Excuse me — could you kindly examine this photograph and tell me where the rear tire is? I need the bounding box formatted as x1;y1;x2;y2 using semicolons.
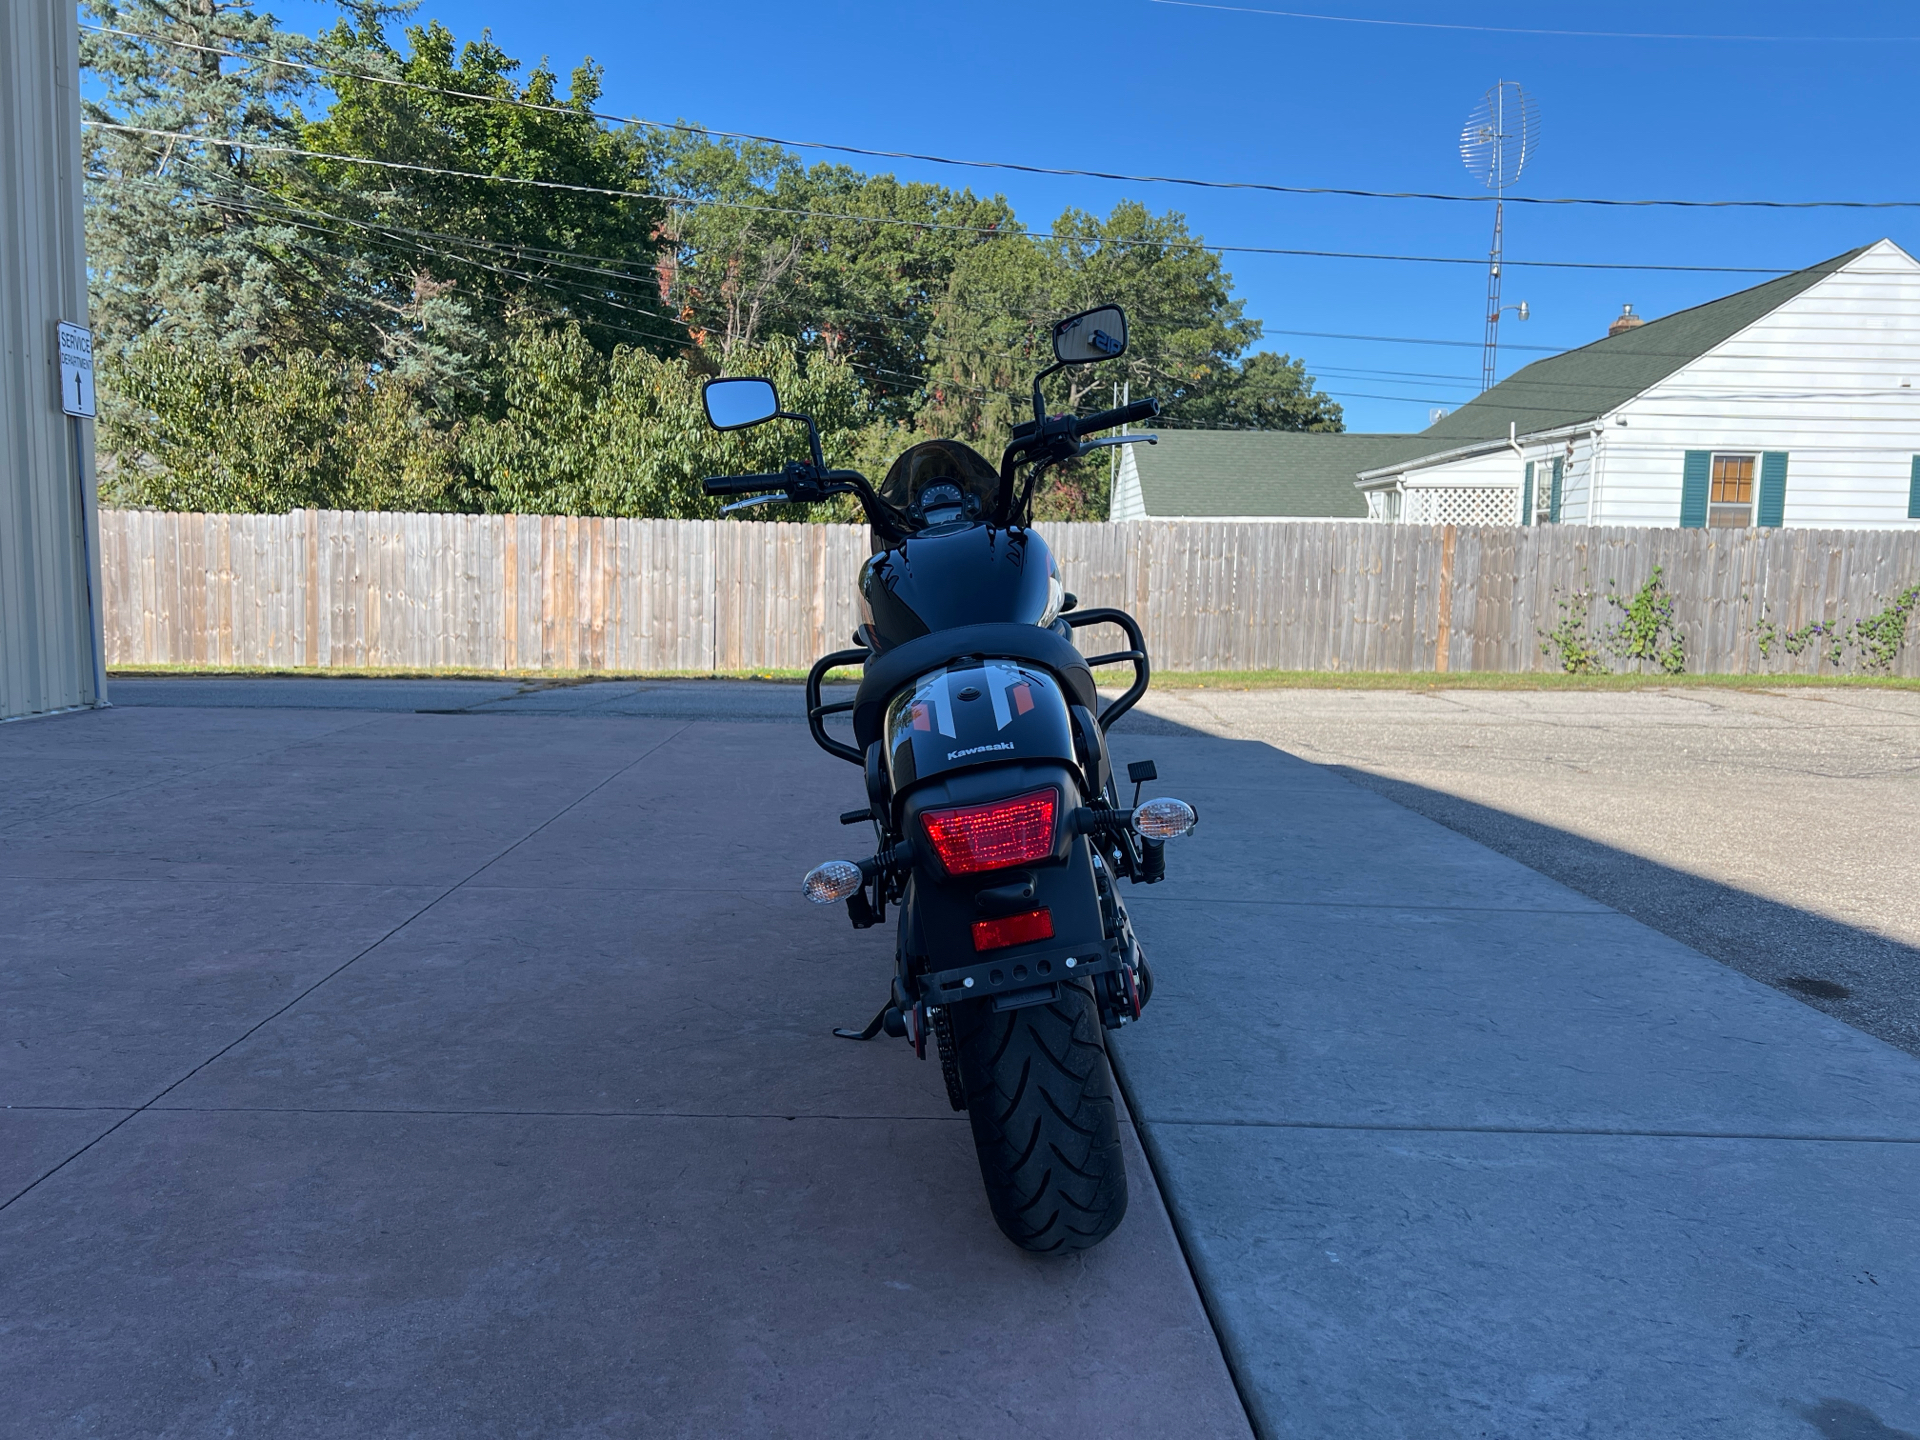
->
951;981;1128;1253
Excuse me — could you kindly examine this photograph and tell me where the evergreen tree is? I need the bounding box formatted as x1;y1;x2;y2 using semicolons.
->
80;0;335;359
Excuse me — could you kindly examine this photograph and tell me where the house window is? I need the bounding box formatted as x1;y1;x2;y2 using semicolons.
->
1710;454;1755;527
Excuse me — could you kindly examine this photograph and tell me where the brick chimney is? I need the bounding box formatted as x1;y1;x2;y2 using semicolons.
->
1609;303;1644;338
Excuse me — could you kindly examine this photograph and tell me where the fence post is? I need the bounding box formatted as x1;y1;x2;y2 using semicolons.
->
1433;524;1457;672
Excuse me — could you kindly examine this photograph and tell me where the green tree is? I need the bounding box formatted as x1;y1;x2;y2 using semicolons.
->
459;325;873;518
80;0;332;359
99;340;461;512
645;128;1013;419
1173;351;1343;431
82;6;1340;522
919;201;1274;446
304;17;670;391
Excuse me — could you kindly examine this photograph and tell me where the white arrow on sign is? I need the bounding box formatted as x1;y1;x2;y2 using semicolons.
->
58;322;95;419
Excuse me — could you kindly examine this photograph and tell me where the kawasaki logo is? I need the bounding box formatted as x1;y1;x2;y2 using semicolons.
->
947;741;1016;761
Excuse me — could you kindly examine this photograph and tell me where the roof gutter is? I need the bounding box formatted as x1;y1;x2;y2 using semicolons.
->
1353;413;1605;486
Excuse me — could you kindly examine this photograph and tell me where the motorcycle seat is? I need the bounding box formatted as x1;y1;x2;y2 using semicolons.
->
852;622;1099;750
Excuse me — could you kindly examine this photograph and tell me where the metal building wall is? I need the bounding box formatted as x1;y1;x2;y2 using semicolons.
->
1;0;105;720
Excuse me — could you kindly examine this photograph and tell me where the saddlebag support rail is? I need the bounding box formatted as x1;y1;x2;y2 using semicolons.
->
1062;607;1151;730
806;648;870;764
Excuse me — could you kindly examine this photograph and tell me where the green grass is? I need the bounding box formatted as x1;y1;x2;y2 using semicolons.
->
1106;669;1920;692
108;664;836;683
109;663;1920;691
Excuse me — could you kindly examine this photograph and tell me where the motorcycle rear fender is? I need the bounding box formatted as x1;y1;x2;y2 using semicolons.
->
896;760;1117;1004
882;658;1080;799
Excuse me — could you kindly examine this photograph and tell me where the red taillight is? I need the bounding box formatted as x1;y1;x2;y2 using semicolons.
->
920;789;1056;875
972;908;1054;952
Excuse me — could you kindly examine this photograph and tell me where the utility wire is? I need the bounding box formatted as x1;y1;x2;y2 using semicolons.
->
94;169;1890;390
145;180;981;386
79;24;1920;210
82;122;1808;277
1149;0;1920;43
101;173;993;401
1265;326;1556;352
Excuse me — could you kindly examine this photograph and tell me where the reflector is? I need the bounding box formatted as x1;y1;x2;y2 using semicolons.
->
1132;796;1197;840
920;790;1056;875
802;859;863;904
971;908;1054;952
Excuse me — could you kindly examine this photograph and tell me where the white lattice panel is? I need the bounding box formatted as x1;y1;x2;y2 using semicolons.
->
1410;487;1520;525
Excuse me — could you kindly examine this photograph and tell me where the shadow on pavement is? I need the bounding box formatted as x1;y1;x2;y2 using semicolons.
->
1323;763;1920;1060
1100;712;1920;1440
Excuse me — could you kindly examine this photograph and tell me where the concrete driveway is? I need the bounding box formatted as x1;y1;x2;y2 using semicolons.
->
2;681;1245;1439
6;678;1919;1439
1135;686;1920;1056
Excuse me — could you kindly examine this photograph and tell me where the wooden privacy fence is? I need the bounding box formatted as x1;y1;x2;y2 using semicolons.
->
97;510;1920;677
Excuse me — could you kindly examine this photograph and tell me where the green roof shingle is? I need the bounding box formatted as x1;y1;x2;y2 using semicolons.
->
1407;245;1868;452
1129;430;1433;517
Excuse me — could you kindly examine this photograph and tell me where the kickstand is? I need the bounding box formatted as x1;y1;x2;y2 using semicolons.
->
832;1003;889;1041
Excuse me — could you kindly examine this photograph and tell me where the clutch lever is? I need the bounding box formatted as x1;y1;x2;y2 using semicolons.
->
721;492;790;513
1079;433;1158;452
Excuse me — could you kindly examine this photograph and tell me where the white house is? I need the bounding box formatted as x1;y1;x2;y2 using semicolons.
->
1356;240;1920;529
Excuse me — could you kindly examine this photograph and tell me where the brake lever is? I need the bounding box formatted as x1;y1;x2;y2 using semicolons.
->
1080;433;1159;452
721;493;789;513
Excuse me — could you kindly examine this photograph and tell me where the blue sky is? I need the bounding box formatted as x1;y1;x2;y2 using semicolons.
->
270;0;1920;433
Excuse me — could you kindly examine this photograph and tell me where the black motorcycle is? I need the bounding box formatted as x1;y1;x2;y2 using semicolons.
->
700;305;1196;1253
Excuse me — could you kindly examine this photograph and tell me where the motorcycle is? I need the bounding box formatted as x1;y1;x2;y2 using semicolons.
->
699;305;1197;1253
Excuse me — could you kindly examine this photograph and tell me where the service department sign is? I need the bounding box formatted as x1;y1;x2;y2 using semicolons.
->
57;321;95;418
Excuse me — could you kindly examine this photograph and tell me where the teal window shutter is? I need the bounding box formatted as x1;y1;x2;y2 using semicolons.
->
1909;456;1919;519
1680;451;1711;528
1757;451;1788;527
1521;461;1534;525
1549;457;1564;523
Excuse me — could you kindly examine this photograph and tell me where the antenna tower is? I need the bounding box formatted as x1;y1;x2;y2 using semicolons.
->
1459;82;1539;392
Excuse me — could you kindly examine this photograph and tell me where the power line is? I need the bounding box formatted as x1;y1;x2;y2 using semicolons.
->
96;171;996;401
1265;326;1557;352
79;23;1920;210
1149;0;1920;43
96;169;1901;398
1311;364;1481;384
90;125;1806;277
86;145;1913;410
204;186;1784;366
158;184;981;388
90;122;1816;279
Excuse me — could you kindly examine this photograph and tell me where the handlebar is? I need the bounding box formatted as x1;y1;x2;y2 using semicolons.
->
703;473;787;496
1073;398;1160;438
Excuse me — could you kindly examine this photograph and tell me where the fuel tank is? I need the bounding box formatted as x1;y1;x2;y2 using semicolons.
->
860;524;1062;649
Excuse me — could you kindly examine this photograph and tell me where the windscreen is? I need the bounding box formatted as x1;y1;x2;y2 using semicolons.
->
878;439;1002;528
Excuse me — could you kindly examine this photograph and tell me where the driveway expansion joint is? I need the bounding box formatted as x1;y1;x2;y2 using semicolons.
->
0;722;690;1214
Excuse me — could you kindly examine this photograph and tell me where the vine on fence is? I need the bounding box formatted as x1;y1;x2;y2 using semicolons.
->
1756;581;1920;673
1540;588;1607;674
1607;567;1687;675
1538;567;1686;675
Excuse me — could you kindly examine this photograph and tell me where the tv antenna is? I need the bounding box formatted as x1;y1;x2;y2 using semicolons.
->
1460;81;1538;392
